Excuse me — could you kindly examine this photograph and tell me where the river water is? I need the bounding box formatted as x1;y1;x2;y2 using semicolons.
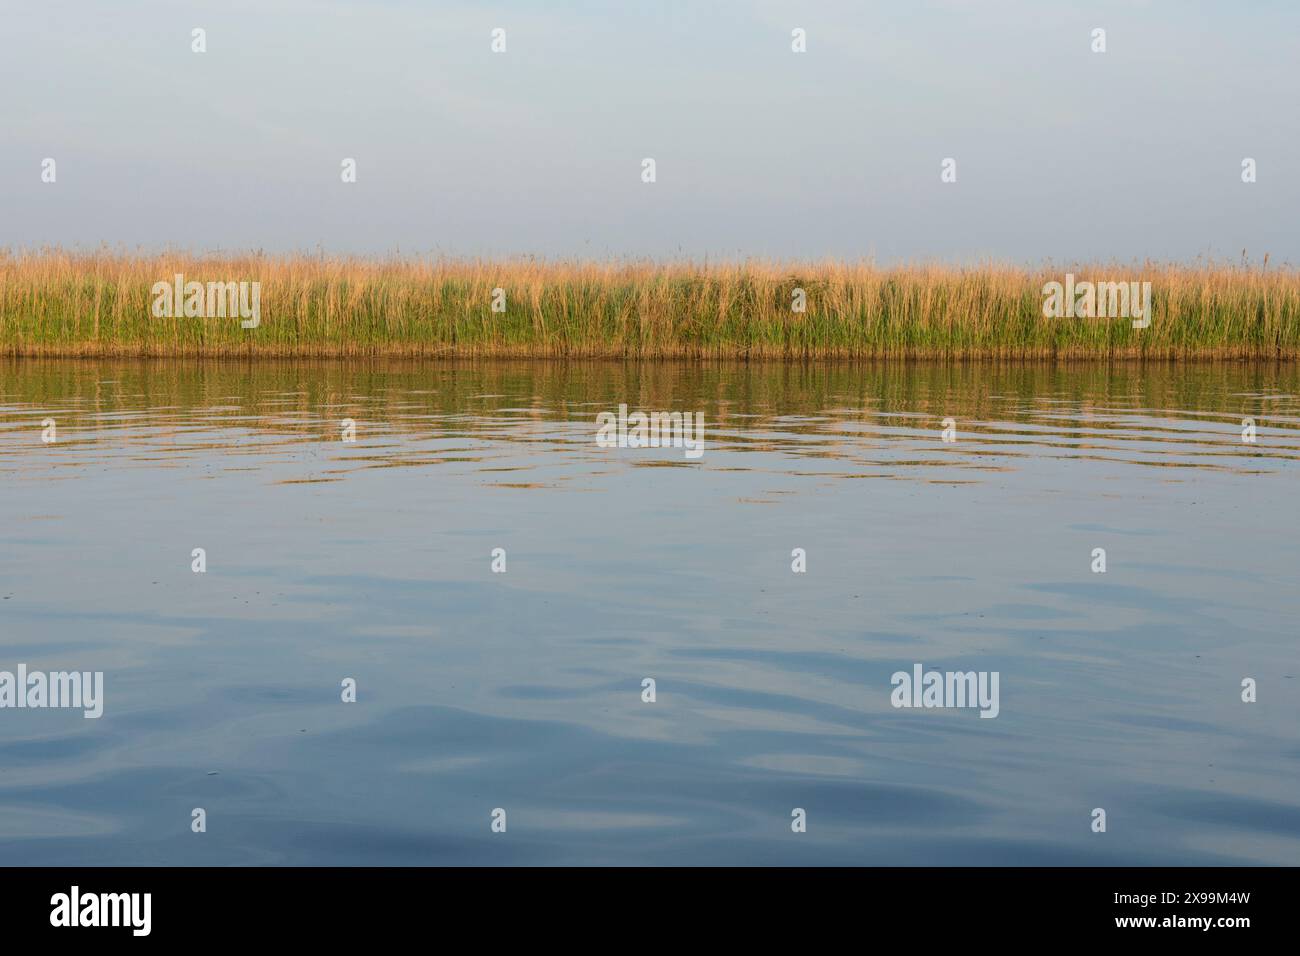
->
1;359;1297;864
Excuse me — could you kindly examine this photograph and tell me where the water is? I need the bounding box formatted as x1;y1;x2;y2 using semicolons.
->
0;359;1297;865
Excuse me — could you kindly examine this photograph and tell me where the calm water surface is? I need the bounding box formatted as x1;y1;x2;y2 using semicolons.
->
1;359;1297;865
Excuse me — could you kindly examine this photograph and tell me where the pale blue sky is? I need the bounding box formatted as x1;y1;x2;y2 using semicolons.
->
1;0;1295;263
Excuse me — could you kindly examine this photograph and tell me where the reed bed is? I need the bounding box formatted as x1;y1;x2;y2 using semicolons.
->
2;251;1298;358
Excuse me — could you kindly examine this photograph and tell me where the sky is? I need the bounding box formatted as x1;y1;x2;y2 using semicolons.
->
1;0;1296;263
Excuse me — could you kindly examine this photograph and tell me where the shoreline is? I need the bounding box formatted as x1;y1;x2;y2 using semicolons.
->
5;346;1300;360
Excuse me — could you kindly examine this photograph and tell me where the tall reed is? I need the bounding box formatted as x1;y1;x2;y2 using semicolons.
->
2;251;1297;358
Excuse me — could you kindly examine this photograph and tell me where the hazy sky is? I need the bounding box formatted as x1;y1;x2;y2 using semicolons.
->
2;0;1296;263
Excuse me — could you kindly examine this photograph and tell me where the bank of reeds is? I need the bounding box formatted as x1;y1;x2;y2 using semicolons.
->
2;251;1297;358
